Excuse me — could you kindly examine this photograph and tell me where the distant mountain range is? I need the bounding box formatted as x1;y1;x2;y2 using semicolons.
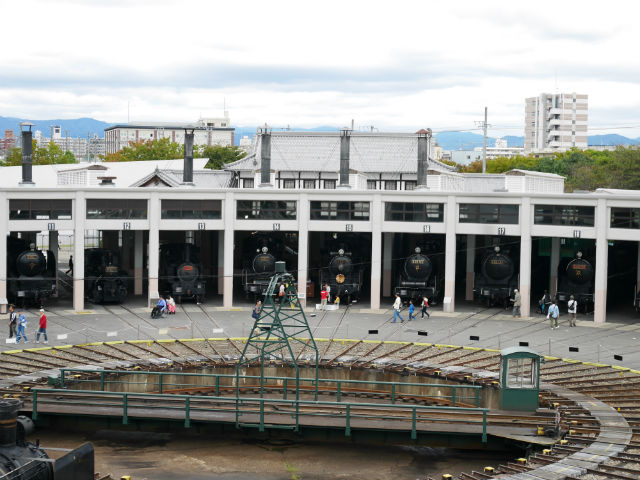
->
1;116;639;151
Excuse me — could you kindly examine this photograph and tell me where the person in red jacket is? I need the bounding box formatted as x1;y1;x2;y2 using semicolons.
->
320;286;328;310
36;308;48;344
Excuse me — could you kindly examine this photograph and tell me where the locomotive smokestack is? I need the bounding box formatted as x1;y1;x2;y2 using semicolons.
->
20;122;35;186
0;398;22;447
259;127;272;187
183;128;194;184
339;128;351;188
416;128;432;189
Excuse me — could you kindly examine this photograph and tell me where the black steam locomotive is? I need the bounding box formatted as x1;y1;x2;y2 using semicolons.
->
159;243;205;303
7;237;56;306
394;246;443;304
85;248;128;303
474;246;518;307
0;398;95;479
242;245;278;296
319;246;363;304
557;251;594;313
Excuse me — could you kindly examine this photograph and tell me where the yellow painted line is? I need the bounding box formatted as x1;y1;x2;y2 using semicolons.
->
363;340;382;344
229;308;243;311
462;346;481;351
561;358;581;363
2;350;23;354
628;369;640;375
127;340;147;344
55;345;74;349
105;341;125;345
581;362;608;367
157;339;176;344
24;347;51;352
484;348;500;352
414;342;432;347
314;338;330;342
333;339;358;344
74;311;94;314
434;344;458;349
228;337;247;341
383;341;409;345
612;365;630;371
77;342;103;347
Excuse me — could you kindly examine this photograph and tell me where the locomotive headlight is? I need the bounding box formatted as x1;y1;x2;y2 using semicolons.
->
494;246;500;253
338;249;344;256
415;247;421;254
336;274;345;284
576;251;583;259
262;247;268;254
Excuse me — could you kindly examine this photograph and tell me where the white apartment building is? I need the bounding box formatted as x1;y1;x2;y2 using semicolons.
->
524;93;588;154
474;138;524;160
104;115;234;154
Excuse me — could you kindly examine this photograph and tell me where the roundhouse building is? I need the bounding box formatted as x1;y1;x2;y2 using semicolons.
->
2;130;640;324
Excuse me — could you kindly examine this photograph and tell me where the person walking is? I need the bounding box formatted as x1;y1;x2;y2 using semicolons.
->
547;300;560;329
36;308;48;344
15;309;28;344
567;295;577;327
421;296;430;319
320;285;328;310
392;293;404;323
325;284;331;303
539;290;551;314
66;255;73;275
512;289;521;318
408;300;416;321
8;305;17;339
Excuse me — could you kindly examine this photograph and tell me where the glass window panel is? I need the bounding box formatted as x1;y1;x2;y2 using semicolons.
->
9;199;31;220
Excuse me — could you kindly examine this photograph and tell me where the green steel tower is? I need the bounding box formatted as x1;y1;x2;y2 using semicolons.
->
235;262;319;429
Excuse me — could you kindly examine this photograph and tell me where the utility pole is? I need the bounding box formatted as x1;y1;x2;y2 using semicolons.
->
475;107;491;173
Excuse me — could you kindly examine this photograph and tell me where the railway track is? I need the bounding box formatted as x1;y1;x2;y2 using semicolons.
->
1;337;639;479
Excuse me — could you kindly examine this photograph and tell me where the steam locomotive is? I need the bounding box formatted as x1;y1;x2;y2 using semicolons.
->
394;246;443;304
159;243;205;303
556;251;594;313
0;398;95;479
319;246;363;304
473;246;519;307
85;248;128;303
242;245;278;296
7;237;57;306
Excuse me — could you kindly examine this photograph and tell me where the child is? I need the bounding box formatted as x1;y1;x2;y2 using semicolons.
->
408;300;415;321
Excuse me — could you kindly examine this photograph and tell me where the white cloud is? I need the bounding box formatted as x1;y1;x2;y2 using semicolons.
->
1;0;640;136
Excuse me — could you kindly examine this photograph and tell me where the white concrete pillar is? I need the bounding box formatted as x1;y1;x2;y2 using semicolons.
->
134;230;143;295
382;232;393;297
297;194;309;308
370;195;383;310
443;196;457;313
465;234;475;301
519;197;532;317
223;192;235;308
73;192;86;311
217;231;224;295
594;199;608;324
49;230;59;297
147;194;160;307
0;192;7;314
550;237;560;298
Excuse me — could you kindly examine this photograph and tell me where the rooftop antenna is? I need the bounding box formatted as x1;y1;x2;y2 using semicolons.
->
474;107;491;173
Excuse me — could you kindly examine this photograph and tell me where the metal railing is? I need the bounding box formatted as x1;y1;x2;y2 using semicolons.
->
31;388;488;443
56;368;483;407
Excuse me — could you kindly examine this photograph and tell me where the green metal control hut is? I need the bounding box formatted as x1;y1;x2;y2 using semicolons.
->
498;346;543;411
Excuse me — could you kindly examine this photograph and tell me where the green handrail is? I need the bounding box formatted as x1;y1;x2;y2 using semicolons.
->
56;369;482;407
30;388;489;443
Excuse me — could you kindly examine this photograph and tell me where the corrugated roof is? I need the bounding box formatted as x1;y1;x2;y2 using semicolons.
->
225;132;456;173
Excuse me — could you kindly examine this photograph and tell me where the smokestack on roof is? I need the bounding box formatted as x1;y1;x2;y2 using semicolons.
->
416;128;432;190
258;127;273;188
183;128;194;185
20;122;35;186
338;128;351;189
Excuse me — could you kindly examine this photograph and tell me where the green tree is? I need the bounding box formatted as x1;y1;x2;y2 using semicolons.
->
195;144;246;169
2;140;76;166
102;137;184;162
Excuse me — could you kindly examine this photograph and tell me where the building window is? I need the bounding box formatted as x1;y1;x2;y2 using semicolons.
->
384;180;397;190
310;201;370;221
236;200;297;220
303;179;316;189
366;180;377;190
282;179;296;189
534;205;594;226
323;179;336;189
242;178;254;188
611;208;640;229
161;200;221;219
459;204;519;224
86;199;147;219
404;181;417;191
9;199;72;220
384;202;444;222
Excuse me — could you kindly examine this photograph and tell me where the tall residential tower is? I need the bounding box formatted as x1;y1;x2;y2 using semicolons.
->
524;93;588;153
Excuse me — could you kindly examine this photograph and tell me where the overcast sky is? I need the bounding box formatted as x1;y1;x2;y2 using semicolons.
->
1;0;639;136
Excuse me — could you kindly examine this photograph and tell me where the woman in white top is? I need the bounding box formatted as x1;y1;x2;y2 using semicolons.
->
567;295;577;327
